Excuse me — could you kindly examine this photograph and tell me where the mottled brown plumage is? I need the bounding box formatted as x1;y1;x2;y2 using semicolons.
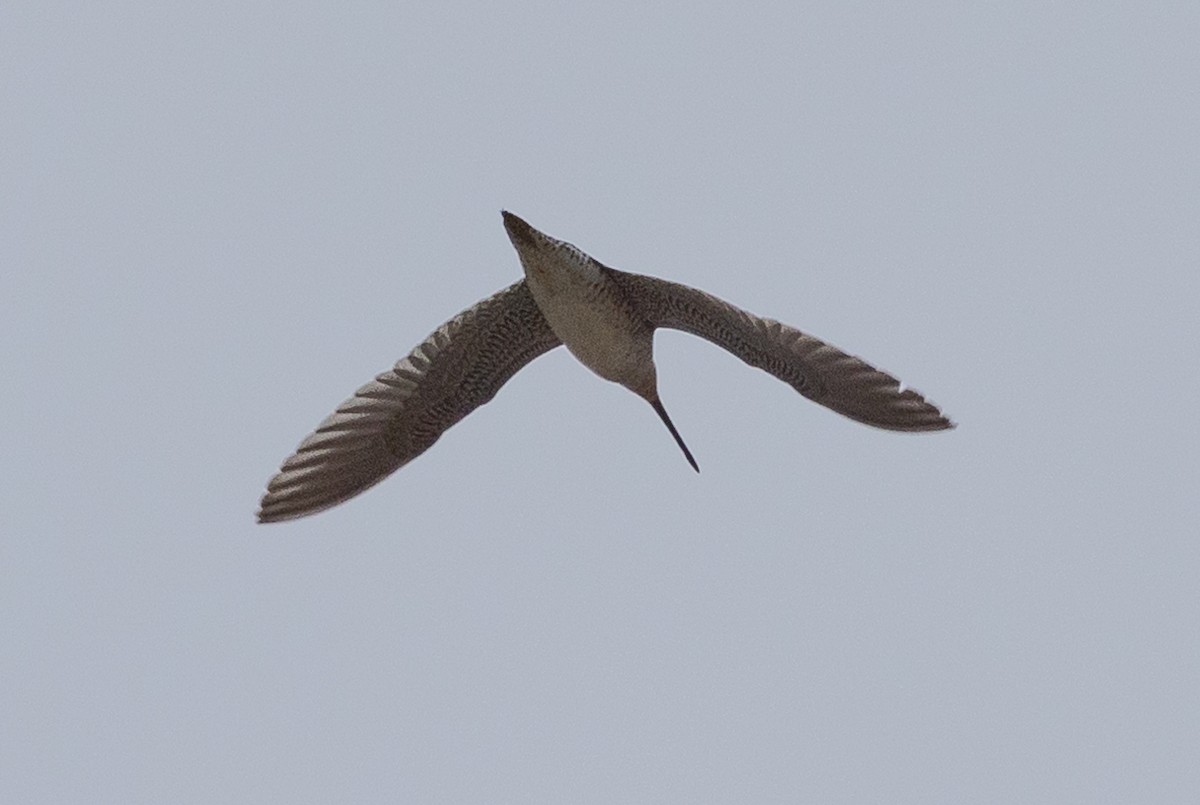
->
258;212;952;522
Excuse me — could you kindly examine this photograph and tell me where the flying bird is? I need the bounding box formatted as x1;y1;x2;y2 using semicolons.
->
258;212;953;522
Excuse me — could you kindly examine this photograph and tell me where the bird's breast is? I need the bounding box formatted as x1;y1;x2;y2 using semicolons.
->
524;267;651;386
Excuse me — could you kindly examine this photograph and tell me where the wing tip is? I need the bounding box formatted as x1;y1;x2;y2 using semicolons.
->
256;486;347;524
835;391;956;433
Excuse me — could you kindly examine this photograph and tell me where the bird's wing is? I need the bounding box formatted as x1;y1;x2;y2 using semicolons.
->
606;270;953;432
258;280;561;523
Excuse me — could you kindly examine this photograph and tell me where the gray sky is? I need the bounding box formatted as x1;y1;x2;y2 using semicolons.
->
4;2;1198;802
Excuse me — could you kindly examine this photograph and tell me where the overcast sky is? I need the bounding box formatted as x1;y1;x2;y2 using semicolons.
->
4;3;1199;802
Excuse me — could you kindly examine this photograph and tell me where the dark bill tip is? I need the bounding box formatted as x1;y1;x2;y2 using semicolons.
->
650;398;700;473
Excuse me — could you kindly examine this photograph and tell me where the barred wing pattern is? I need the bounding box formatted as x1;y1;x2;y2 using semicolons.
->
607;270;953;432
258;280;561;522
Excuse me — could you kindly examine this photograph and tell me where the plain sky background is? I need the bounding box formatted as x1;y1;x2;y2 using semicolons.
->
4;2;1198;802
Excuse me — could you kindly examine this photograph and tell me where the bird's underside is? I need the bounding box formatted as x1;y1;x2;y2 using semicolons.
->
258;215;953;523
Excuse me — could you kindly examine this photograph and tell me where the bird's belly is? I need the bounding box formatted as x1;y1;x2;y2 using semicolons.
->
526;276;646;385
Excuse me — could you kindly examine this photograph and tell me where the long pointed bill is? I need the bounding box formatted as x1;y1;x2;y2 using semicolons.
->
650;398;700;473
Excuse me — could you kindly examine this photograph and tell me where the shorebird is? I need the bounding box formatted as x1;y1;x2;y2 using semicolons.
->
258;212;953;522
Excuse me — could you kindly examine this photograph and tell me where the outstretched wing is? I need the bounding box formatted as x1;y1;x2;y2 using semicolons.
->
607;270;953;432
258;280;561;523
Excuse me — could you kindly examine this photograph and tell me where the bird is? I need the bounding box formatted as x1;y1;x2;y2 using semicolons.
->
257;212;953;522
